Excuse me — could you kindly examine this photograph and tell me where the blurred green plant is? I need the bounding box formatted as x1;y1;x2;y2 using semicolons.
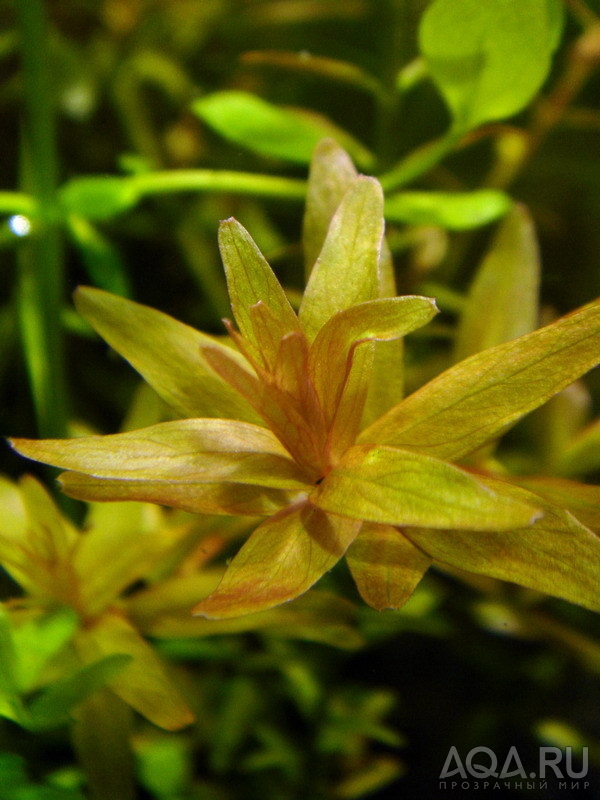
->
0;470;406;797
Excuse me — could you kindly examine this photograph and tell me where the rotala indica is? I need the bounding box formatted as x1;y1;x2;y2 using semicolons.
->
12;144;600;619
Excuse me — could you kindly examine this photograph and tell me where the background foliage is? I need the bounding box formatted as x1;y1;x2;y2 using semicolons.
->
1;1;599;798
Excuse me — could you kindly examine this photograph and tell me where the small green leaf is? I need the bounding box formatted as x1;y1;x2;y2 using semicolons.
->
419;0;564;131
73;287;259;423
59;177;139;221
454;204;540;361
136;735;190;798
193;504;361;619
316;444;540;531
193;91;373;167
299;176;384;340
385;189;511;230
11;608;79;693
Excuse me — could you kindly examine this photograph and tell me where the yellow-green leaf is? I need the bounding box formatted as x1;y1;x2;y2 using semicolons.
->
454;204;540;361
316;444;540;531
513;476;600;532
299;176;384;340
218;218;301;369
193;503;361;618
74;614;194;730
346;523;432;611
302;138;358;276
201;342;325;478
59;472;291;517
75;503;172;616
362;299;600;460
363;240;405;426
11;419;309;491
310;296;438;424
74;287;259;422
406;488;600;612
18;475;79;560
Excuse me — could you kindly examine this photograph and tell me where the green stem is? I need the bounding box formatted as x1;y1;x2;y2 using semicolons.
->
131;169;307;201
380;130;462;192
0;192;37;216
16;0;68;439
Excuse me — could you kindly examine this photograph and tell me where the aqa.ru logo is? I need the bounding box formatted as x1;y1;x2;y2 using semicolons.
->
439;746;590;791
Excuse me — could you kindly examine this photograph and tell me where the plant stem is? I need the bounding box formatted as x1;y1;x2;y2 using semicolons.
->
0;192;37;216
16;0;68;439
131;169;307;201
380;130;462;192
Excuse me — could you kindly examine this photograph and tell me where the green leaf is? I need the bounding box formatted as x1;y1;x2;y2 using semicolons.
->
419;0;564;131
27;654;132;730
193;504;361;618
12;419;309;490
454;204;540;361
346;524;432;611
299;176;384;340
406;482;600;612
136;735;190;798
385;190;511;230
74;613;194;731
316;444;540;531
218;218;301;369
73;287;259;423
10;608;79;692
59;177;139;221
192;90;373;167
362;299;600;461
75;503;171;617
302;138;358;276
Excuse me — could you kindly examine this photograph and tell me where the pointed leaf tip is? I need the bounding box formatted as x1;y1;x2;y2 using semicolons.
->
299;175;385;339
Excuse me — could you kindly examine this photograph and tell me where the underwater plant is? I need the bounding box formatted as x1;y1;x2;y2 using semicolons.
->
11;143;600;621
